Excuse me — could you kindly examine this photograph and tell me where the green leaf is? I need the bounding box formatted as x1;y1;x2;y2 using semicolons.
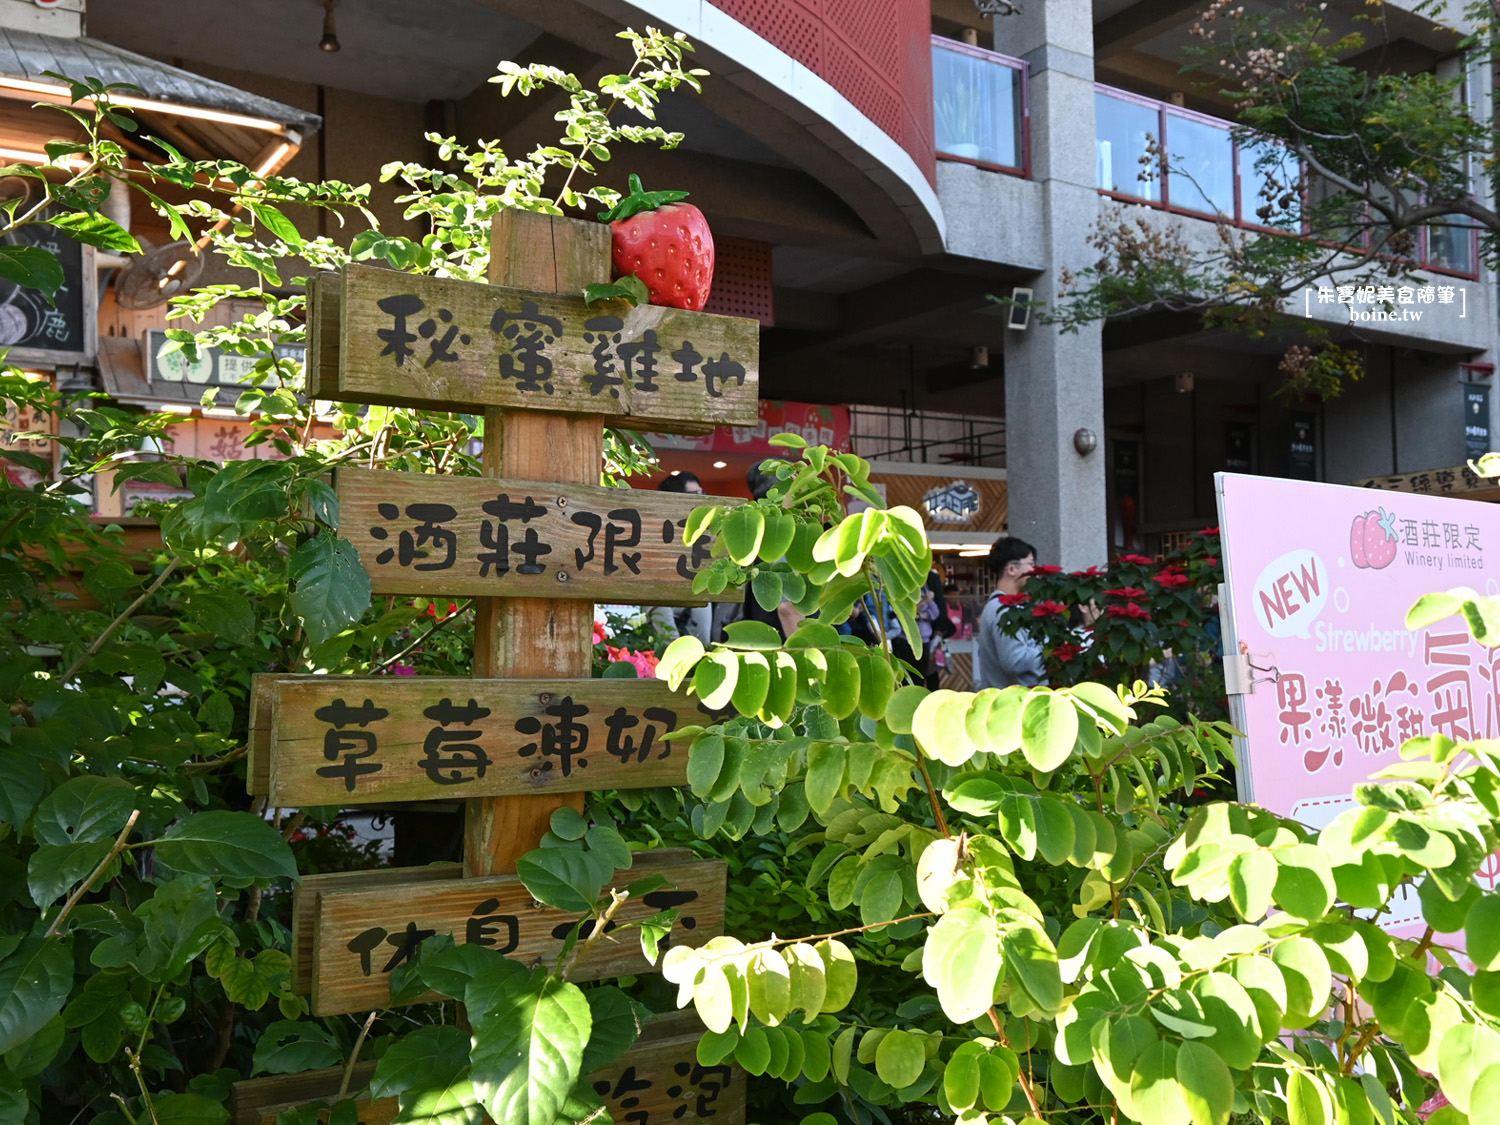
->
817;940;857;1012
1131;1041;1190;1125
0;936;72;1054
1273;844;1335;921
723;620;784;650
29;840;111;909
155;810;297;882
1273;937;1332;1029
288;534;372;648
33;775;136;846
1466;894;1500;970
468;968;592;1125
922;906;1000;1023
0;750;46;828
1003;927;1062;1015
49;209;141;252
1437;1023;1500;1115
875;1028;926;1089
580;986;645;1073
1176;1040;1233;1125
1228;850;1276;921
516;843;608;913
1020;691;1078;772
805;741;844;816
1035;796;1078;866
153;1093;230;1124
0;245;64;299
248;200;303;246
686;733;725;799
1288;1071;1331;1125
371;1024;470;1101
253;1020;344;1075
721;505;766;566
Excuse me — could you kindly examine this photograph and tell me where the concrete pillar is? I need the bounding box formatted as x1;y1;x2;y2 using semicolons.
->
999;0;1107;569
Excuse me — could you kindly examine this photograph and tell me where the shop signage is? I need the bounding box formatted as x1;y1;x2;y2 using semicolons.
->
1288;415;1316;480
336;467;733;601
1464;384;1490;462
307;263;759;429
238;213;754;1122
148;329;304;386
1216;473;1500;934
922;479;981;523
254;675;709;806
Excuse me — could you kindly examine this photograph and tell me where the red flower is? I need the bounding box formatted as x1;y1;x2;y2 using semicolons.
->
997;593;1031;606
1106;603;1152;620
1175;620;1190;627
1198;527;1219;536
1117;553;1156;566
1103;586;1148;599
1052;642;1082;663
1202;557;1219;567
1032;600;1068;617
592;620;608;644
1154;572;1193;589
1082;566;1107;577
1030;564;1064;575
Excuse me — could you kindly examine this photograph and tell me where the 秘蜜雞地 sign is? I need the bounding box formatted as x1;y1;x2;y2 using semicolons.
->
307;263;759;431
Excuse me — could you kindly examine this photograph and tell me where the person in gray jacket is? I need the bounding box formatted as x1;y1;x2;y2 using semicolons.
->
975;536;1046;689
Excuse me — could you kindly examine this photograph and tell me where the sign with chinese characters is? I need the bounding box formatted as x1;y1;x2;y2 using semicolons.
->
147;329;305;387
336;467;735;602
1465;384;1490;463
296;852;724;1016
232;1012;746;1125
253;675;712;806
1288;415;1316;480
307;264;759;430
1351;464;1499;499
1216;473;1500;933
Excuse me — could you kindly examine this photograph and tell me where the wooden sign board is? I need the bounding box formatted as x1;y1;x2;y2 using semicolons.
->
258;675;712;807
297;851;725;1016
336;466;738;603
233;1011;745;1125
307;263;759;430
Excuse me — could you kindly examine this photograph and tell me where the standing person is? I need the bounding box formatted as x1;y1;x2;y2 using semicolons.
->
651;472;712;643
975;536;1047;689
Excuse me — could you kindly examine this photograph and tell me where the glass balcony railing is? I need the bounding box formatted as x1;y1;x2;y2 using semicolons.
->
932;36;1027;177
1094;83;1478;278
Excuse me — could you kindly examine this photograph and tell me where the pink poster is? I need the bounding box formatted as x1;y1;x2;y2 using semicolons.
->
1217;472;1500;929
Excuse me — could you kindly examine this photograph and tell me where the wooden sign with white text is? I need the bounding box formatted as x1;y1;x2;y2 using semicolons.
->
257;675;711;806
307;263;760;429
336;466;737;602
296;852;725;1016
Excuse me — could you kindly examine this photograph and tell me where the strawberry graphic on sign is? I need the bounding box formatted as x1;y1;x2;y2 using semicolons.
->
1349;508;1398;569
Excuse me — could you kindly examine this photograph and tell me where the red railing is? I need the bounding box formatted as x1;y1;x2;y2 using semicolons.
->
932;36;1028;178
1094;83;1479;279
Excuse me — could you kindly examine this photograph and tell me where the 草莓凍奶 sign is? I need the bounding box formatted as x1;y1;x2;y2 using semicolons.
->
1216;472;1500;932
336;466;736;602
293;851;725;1016
307;263;760;430
252;675;714;806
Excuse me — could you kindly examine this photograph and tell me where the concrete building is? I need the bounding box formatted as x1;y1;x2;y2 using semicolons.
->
53;0;1500;568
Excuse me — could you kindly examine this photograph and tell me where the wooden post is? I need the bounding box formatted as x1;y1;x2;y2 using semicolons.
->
464;210;609;877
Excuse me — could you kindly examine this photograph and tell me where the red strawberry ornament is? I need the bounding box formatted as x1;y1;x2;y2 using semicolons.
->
599;174;715;311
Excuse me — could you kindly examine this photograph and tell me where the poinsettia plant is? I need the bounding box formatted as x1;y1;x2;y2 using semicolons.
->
992;530;1226;720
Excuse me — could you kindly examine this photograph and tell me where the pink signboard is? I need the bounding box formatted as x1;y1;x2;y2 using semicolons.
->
1216;472;1500;930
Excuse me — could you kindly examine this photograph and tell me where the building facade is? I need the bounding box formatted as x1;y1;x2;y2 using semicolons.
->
23;0;1497;569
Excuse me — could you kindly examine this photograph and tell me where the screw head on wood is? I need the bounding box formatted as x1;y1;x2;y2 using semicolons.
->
556;496;568;507
538;693;552;704
556;571;570;582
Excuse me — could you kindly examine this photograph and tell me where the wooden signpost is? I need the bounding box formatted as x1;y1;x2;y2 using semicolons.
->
233;1012;745;1125
236;211;756;1123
